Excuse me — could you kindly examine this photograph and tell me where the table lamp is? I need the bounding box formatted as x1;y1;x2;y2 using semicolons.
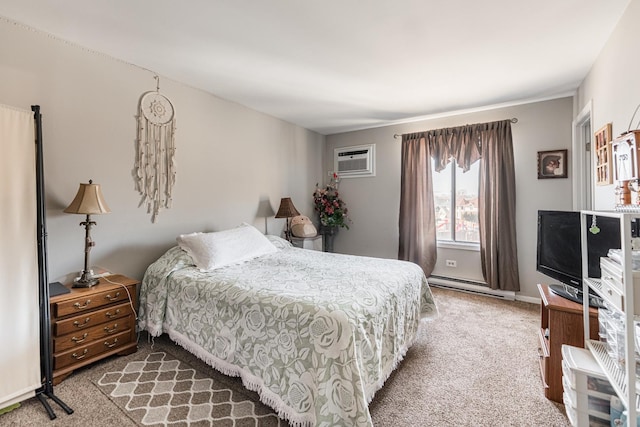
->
63;179;111;287
257;199;275;234
275;197;300;242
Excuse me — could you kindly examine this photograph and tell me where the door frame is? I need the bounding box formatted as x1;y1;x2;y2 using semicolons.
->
572;100;594;210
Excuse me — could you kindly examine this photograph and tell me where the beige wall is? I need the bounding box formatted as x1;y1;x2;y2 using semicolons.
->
324;0;640;300
1;0;637;298
326;97;574;299
0;19;324;281
577;0;640;210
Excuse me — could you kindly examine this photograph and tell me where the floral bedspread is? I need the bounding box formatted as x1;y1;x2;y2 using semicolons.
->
138;245;437;427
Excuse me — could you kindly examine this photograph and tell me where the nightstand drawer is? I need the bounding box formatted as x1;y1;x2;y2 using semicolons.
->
53;286;131;318
53;301;133;336
53;315;133;353
53;329;131;370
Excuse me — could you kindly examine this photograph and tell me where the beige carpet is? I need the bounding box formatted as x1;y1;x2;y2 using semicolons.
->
1;287;570;426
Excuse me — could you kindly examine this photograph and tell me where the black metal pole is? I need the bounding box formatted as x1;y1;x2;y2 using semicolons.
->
32;105;73;419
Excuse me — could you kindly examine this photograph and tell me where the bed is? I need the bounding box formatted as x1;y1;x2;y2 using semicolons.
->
138;225;437;426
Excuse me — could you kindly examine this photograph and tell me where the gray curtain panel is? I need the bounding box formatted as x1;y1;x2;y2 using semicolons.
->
399;133;437;276
477;121;520;291
398;119;519;291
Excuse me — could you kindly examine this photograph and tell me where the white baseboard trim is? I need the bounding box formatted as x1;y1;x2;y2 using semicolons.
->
515;295;540;304
428;275;516;300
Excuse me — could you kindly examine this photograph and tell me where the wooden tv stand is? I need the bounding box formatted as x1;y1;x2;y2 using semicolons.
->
537;284;598;403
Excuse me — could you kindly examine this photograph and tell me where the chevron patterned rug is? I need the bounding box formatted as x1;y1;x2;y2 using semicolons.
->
96;351;285;426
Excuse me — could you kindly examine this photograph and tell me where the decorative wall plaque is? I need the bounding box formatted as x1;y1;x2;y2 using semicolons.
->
594;123;612;185
612;130;640;206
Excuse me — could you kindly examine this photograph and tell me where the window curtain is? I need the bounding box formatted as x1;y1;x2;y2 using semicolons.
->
398;119;520;291
399;133;437;276
477;121;519;291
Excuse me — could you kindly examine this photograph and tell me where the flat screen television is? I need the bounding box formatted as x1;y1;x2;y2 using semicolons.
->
536;210;621;307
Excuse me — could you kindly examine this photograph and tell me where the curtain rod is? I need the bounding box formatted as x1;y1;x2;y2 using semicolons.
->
393;117;518;139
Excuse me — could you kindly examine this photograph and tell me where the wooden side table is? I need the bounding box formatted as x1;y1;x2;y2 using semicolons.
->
49;274;139;384
537;284;598;403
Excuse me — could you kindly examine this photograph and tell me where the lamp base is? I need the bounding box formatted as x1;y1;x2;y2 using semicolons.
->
72;271;99;288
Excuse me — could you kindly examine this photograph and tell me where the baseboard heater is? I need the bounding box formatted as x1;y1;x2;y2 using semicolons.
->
428;275;515;300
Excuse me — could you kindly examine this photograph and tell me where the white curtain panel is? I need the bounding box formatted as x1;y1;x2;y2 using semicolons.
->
0;104;41;408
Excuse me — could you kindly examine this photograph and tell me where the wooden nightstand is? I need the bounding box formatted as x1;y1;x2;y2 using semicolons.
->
49;274;139;385
291;235;323;251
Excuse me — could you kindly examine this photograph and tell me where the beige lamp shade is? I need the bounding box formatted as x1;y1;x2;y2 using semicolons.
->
63;180;111;215
257;199;275;218
275;197;300;218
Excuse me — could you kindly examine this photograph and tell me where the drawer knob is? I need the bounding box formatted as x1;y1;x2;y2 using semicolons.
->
105;309;121;319
104;338;119;349
71;333;89;343
104;324;118;334
73;299;92;310
73;317;91;328
105;292;121;301
72;349;89;360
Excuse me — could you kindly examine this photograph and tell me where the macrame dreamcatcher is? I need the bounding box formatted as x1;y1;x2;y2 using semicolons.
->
134;76;176;223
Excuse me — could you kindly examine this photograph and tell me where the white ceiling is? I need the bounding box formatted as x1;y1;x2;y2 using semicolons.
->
0;1;631;135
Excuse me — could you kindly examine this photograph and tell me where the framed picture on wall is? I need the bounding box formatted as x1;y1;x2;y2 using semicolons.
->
537;149;568;179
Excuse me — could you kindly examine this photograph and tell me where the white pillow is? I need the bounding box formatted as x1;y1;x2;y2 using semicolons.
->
177;224;277;270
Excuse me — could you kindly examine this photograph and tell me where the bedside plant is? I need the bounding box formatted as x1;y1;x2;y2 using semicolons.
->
313;173;350;230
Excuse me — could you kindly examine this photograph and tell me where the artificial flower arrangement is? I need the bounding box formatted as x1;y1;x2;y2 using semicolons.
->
313;173;350;229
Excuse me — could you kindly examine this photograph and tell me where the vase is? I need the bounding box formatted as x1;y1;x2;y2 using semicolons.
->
320;225;338;252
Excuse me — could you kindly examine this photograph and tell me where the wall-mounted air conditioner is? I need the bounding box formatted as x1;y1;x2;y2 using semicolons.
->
334;144;375;178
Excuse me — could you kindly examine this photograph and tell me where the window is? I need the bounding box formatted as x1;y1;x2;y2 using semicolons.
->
432;159;480;243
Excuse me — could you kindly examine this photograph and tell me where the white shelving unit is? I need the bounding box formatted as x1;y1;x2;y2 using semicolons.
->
581;210;640;425
562;345;616;426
